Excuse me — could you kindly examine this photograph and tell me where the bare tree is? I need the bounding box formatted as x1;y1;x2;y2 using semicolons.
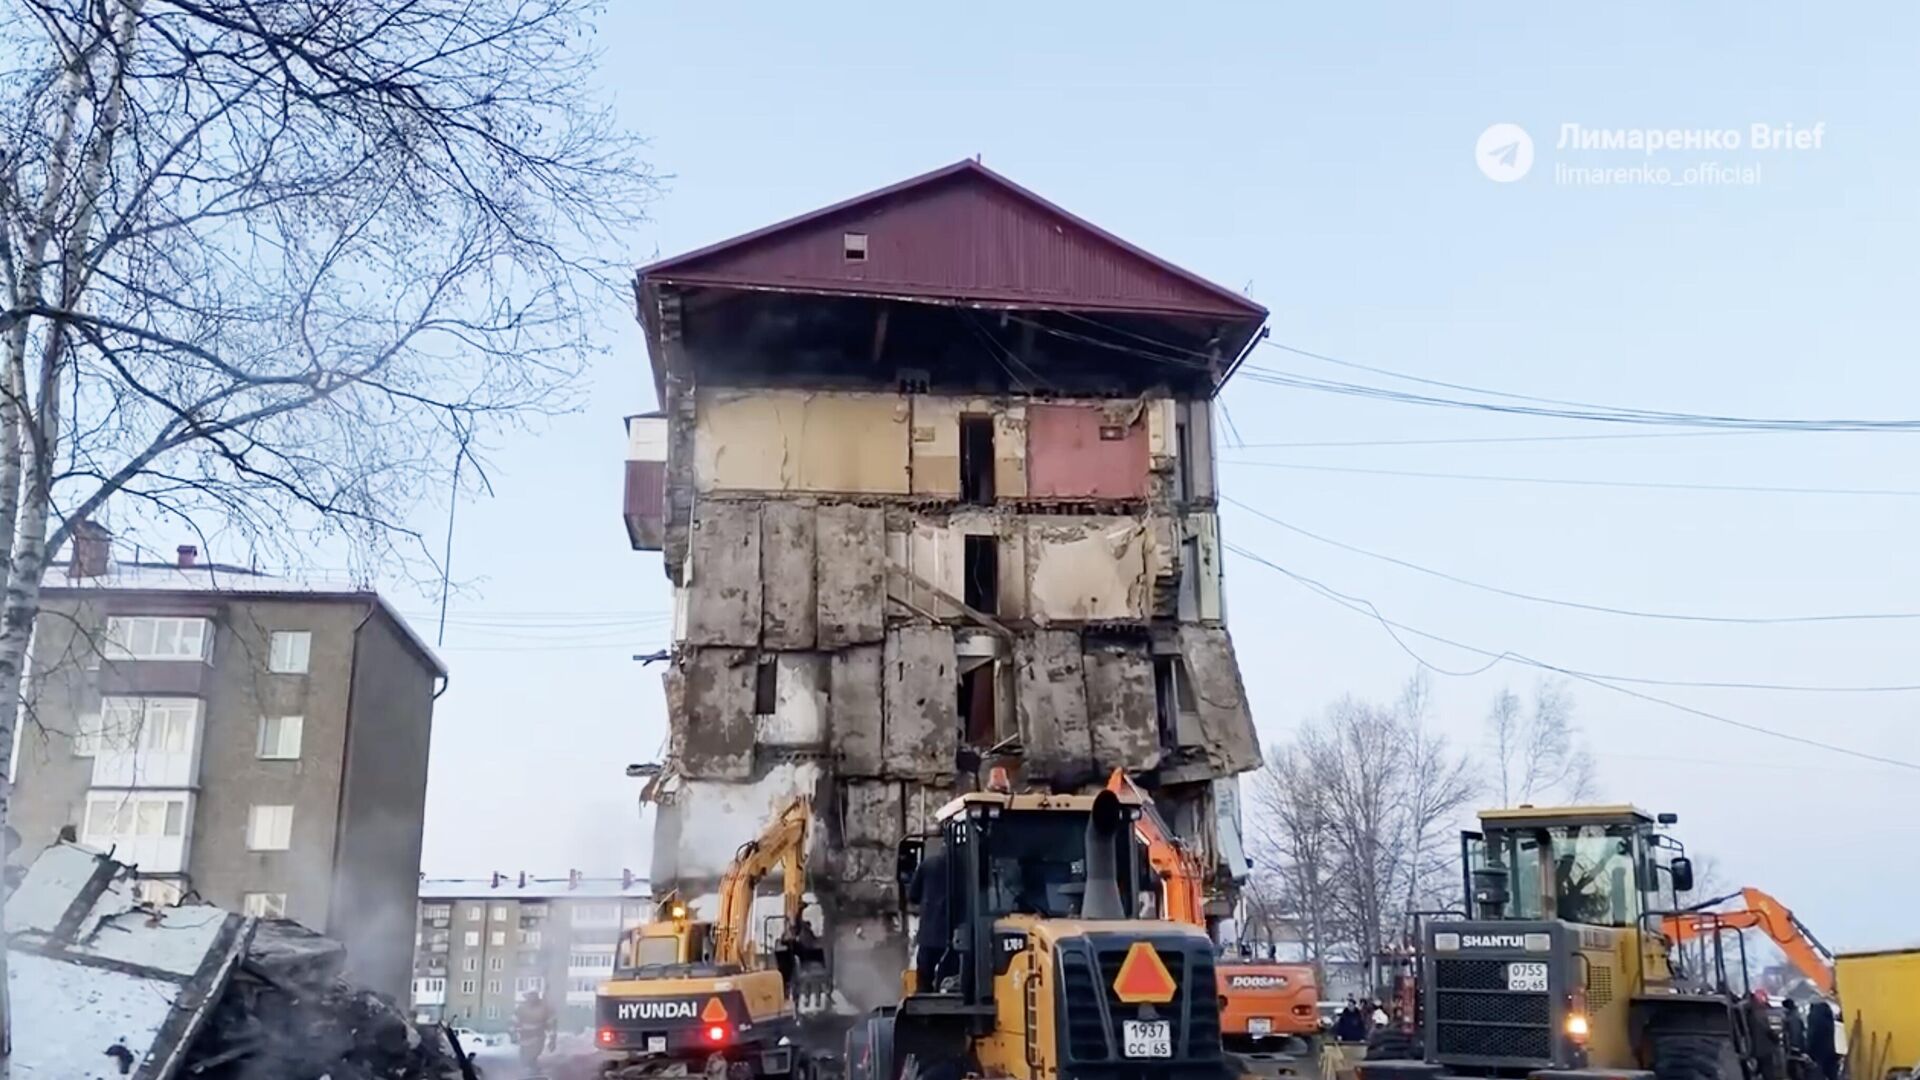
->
1485;679;1597;806
0;0;654;1064
1247;675;1477;970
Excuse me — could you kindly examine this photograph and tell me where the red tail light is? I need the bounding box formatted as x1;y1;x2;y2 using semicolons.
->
597;1028;616;1046
706;1024;729;1044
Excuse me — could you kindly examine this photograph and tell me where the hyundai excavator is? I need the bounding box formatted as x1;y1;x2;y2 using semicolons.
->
596;795;829;1080
1105;770;1321;1064
848;783;1229;1080
1660;887;1835;997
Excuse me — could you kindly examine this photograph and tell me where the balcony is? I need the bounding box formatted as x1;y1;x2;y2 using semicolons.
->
79;791;194;874
624;413;667;551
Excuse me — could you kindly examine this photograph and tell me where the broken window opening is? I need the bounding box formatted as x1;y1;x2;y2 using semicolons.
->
753;658;777;716
1174;420;1191;503
957;664;997;748
1153;657;1196;748
963;535;998;615
843;232;869;262
959;415;995;504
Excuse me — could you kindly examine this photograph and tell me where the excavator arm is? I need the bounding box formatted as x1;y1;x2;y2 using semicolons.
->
1660;886;1835;996
1106;768;1207;927
711;795;813;969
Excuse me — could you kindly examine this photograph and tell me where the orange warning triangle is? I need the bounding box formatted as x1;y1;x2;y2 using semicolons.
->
1111;941;1177;1004
701;996;729;1023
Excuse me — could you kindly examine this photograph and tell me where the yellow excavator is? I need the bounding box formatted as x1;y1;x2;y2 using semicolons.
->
847;782;1230;1080
596;795;829;1080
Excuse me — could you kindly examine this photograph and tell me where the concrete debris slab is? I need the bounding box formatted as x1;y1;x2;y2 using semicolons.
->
842;780;905;849
676;647;758;779
1015;629;1095;785
7;842;467;1080
882;627;956;779
685;501;763;646
831;644;885;775
1176;625;1261;773
760;500;818;649
816;504;886;647
1083;639;1161;772
652;763;825;883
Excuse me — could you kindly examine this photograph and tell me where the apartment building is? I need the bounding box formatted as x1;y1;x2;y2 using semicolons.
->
8;526;444;1000
623;160;1266;1009
410;873;652;1032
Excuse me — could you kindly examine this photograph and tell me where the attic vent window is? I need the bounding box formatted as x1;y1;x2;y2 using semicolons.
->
843;232;868;262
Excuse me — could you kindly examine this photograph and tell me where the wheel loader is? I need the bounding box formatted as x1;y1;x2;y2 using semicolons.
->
847;785;1229;1080
1360;804;1780;1080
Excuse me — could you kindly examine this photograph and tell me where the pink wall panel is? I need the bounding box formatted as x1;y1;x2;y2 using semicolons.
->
1025;404;1149;500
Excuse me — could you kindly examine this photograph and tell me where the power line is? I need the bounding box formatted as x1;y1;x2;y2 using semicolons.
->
1220;495;1920;625
1221;541;1920;772
1232;431;1777;450
1220;458;1920;498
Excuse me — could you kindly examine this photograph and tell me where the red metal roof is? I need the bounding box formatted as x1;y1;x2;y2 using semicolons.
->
638;159;1267;321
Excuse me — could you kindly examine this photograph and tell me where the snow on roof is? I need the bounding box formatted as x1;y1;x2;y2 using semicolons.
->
419;876;652;901
44;560;447;676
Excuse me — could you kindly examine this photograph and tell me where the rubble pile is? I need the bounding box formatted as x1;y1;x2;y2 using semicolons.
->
6;841;473;1080
184;919;470;1080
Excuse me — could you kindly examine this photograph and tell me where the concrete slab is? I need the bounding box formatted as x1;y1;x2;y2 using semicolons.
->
817;505;886;647
1015;629;1095;785
1177;625;1260;773
832;645;885;776
685;502;762;647
676;647;757;780
1083;639;1161;772
883;626;957;779
761;500;817;649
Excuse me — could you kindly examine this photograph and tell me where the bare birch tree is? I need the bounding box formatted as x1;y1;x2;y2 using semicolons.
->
1485;678;1598;806
0;0;653;1064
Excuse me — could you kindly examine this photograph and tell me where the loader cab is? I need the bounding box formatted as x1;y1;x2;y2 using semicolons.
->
1462;805;1688;930
896;789;1151;1006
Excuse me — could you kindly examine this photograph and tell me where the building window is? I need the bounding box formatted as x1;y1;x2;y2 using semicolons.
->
460;978;477;995
570;976;600;994
483;1005;498;1020
268;630;312;674
842;231;868;261
466;903;482;921
515;976;546;994
490;930;505;947
414;977;446;996
462;956;477;972
256;715;303;760
135;879;183;907
569;950;614;970
242;892;287;918
959;415;996;504
424;904;451;920
488;956;503;971
486;979;501;995
753;659;777;716
491;905;508;921
83;793;189;853
963;535;998;614
520;930;542;947
464;931;480;947
245;804;294;850
104;616;211;662
571;904;620;926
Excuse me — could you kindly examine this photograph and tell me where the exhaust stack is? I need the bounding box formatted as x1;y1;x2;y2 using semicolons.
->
1082;790;1127;920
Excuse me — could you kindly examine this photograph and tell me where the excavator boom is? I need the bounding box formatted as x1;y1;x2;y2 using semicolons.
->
1660;886;1835;996
712;795;814;969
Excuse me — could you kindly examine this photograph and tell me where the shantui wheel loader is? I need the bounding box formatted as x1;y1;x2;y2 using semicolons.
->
1360;804;1786;1080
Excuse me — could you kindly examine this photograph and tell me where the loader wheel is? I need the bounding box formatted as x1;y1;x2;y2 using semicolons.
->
1363;1027;1420;1061
1652;1033;1743;1080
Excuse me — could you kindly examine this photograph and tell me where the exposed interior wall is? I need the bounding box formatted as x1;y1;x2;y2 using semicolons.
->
693;389;910;494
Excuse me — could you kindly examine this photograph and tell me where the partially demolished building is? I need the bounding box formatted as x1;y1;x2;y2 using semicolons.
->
622;160;1266;1006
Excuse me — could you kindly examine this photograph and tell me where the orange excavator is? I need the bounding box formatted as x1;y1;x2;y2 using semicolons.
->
1660;886;1835;996
1106;770;1321;1060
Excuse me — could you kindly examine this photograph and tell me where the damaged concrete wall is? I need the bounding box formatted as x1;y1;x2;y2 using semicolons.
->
817;505;886;648
883;626;956;780
1015;629;1095;785
832;645;884;776
761;501;818;649
758;653;827;749
1175;625;1260;773
672;648;758;780
686;502;762;647
694;388;910;494
650;762;824;883
1026;517;1153;622
1082;639;1160;773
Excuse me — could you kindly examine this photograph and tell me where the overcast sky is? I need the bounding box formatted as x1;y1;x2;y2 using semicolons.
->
404;2;1919;950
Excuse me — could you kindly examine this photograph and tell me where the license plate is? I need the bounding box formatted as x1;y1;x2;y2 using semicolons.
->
1507;962;1549;992
1123;1019;1172;1058
647;1036;667;1054
1248;1018;1273;1037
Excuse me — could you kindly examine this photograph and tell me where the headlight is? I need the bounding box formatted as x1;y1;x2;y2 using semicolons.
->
1565;1013;1590;1039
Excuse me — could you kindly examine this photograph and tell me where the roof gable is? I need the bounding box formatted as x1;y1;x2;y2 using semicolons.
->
639;160;1266;321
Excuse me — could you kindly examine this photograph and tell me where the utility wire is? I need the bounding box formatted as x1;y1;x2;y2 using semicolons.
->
1222;541;1920;772
1220;458;1920;498
1232;431;1777;450
1220;495;1920;625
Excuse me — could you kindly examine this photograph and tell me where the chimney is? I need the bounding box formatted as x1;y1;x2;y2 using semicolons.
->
67;520;112;580
518;871;527;888
176;544;198;568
